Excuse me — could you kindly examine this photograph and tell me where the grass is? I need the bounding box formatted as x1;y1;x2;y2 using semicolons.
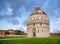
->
0;36;60;44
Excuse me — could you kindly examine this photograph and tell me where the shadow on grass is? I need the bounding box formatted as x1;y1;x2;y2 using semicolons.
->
0;40;3;44
57;39;60;44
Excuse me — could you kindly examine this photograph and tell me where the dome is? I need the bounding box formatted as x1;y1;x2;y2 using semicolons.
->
27;7;49;25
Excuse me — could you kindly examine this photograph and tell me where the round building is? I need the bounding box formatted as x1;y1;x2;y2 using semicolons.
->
27;6;50;38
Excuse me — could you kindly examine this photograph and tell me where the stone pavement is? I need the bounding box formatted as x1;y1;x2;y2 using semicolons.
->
0;38;26;40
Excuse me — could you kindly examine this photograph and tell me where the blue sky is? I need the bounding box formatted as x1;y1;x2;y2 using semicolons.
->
0;0;60;32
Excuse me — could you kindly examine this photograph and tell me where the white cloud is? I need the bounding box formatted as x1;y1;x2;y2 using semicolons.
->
56;18;60;24
17;24;27;33
8;8;12;12
7;8;13;15
53;28;60;33
17;24;22;28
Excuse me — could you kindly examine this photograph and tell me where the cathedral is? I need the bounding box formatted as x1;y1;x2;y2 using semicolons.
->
27;6;50;38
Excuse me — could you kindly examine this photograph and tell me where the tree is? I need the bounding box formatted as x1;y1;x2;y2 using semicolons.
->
15;30;24;35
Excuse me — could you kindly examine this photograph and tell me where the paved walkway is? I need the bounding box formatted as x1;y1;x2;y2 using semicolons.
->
0;38;26;40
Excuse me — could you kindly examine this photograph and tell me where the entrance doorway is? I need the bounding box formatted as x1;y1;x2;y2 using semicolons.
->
33;28;36;37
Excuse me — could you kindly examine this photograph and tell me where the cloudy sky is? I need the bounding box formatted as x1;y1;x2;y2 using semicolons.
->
0;0;60;32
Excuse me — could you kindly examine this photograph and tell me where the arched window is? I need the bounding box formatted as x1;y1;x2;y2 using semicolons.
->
33;23;35;26
42;17;45;19
40;23;42;26
38;30;39;33
41;17;43;19
42;30;43;32
35;17;37;20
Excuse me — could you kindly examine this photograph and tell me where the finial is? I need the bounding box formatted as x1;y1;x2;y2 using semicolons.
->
35;6;40;10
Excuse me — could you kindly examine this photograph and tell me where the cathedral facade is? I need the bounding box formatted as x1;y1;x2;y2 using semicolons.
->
27;6;50;38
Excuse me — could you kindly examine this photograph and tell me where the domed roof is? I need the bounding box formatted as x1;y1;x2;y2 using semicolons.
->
27;6;49;25
30;6;46;16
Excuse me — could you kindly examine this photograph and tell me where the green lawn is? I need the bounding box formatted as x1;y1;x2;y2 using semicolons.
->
0;36;60;44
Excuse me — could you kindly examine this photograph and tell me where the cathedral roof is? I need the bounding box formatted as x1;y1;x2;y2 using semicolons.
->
30;6;46;16
35;6;41;10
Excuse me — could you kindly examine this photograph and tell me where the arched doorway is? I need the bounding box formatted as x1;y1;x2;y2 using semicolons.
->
33;28;36;37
